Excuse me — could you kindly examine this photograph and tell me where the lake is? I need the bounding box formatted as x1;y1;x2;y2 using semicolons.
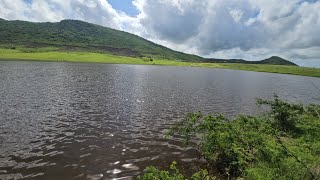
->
0;61;319;179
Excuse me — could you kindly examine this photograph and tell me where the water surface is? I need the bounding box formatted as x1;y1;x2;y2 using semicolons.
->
0;61;319;179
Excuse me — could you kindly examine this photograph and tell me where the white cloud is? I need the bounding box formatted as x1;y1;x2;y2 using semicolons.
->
0;0;30;20
132;0;320;67
0;0;126;28
0;0;319;67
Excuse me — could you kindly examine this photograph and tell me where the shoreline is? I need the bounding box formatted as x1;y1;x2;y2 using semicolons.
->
0;49;319;78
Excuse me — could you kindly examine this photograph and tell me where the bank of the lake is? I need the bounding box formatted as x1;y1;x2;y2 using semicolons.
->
1;48;319;78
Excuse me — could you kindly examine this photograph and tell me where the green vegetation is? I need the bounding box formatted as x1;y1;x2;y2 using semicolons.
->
260;56;297;66
139;162;215;180
139;96;320;179
1;48;319;77
0;19;297;66
207;56;297;66
204;63;320;78
0;19;202;61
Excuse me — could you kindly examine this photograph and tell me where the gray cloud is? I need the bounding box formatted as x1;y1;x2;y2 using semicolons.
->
136;1;206;42
133;0;320;67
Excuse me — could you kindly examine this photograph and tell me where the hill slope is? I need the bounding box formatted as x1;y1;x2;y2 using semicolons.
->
0;19;297;66
0;19;203;61
260;56;297;66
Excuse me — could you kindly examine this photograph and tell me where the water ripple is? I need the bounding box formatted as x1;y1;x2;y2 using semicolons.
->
1;61;319;179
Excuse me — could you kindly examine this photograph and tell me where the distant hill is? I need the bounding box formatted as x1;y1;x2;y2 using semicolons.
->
0;19;297;66
260;56;297;66
205;56;298;66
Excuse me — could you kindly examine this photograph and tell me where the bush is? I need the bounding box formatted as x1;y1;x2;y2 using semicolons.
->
168;113;274;178
138;162;215;180
140;97;320;179
257;95;304;134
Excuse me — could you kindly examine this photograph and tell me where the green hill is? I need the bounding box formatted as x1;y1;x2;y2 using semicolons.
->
0;19;297;66
206;56;297;66
0;19;203;61
260;56;297;66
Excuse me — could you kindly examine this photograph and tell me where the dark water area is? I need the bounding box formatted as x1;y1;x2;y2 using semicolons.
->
0;61;319;179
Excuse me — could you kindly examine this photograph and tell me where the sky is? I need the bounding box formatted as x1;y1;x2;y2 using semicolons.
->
0;0;319;67
108;0;138;16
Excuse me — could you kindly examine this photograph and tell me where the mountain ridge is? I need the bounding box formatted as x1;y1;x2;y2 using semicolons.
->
0;19;297;66
205;56;297;66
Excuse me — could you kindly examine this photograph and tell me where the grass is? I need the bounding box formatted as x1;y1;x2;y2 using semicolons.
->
0;48;319;78
0;19;203;61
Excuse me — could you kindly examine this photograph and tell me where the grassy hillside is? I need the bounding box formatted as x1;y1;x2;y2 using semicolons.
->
1;49;319;77
0;19;203;61
0;19;298;66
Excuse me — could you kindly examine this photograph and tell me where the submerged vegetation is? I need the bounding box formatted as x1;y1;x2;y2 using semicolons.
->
1;48;319;77
139;96;320;179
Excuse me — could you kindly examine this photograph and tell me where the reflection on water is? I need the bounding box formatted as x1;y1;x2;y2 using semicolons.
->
0;61;319;179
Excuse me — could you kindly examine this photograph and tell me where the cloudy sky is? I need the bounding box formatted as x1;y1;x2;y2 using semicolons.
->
0;0;319;67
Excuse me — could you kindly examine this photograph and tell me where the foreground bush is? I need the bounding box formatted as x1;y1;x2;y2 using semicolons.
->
139;96;320;179
139;161;215;180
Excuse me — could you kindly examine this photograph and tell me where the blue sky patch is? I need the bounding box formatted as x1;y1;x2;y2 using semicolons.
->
108;0;139;16
23;0;32;4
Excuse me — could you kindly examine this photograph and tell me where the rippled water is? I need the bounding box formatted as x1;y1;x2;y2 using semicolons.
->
0;61;319;179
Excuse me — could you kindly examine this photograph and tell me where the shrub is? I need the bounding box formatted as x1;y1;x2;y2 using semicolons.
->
141;97;320;179
138;162;215;180
257;95;304;134
167;113;274;178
